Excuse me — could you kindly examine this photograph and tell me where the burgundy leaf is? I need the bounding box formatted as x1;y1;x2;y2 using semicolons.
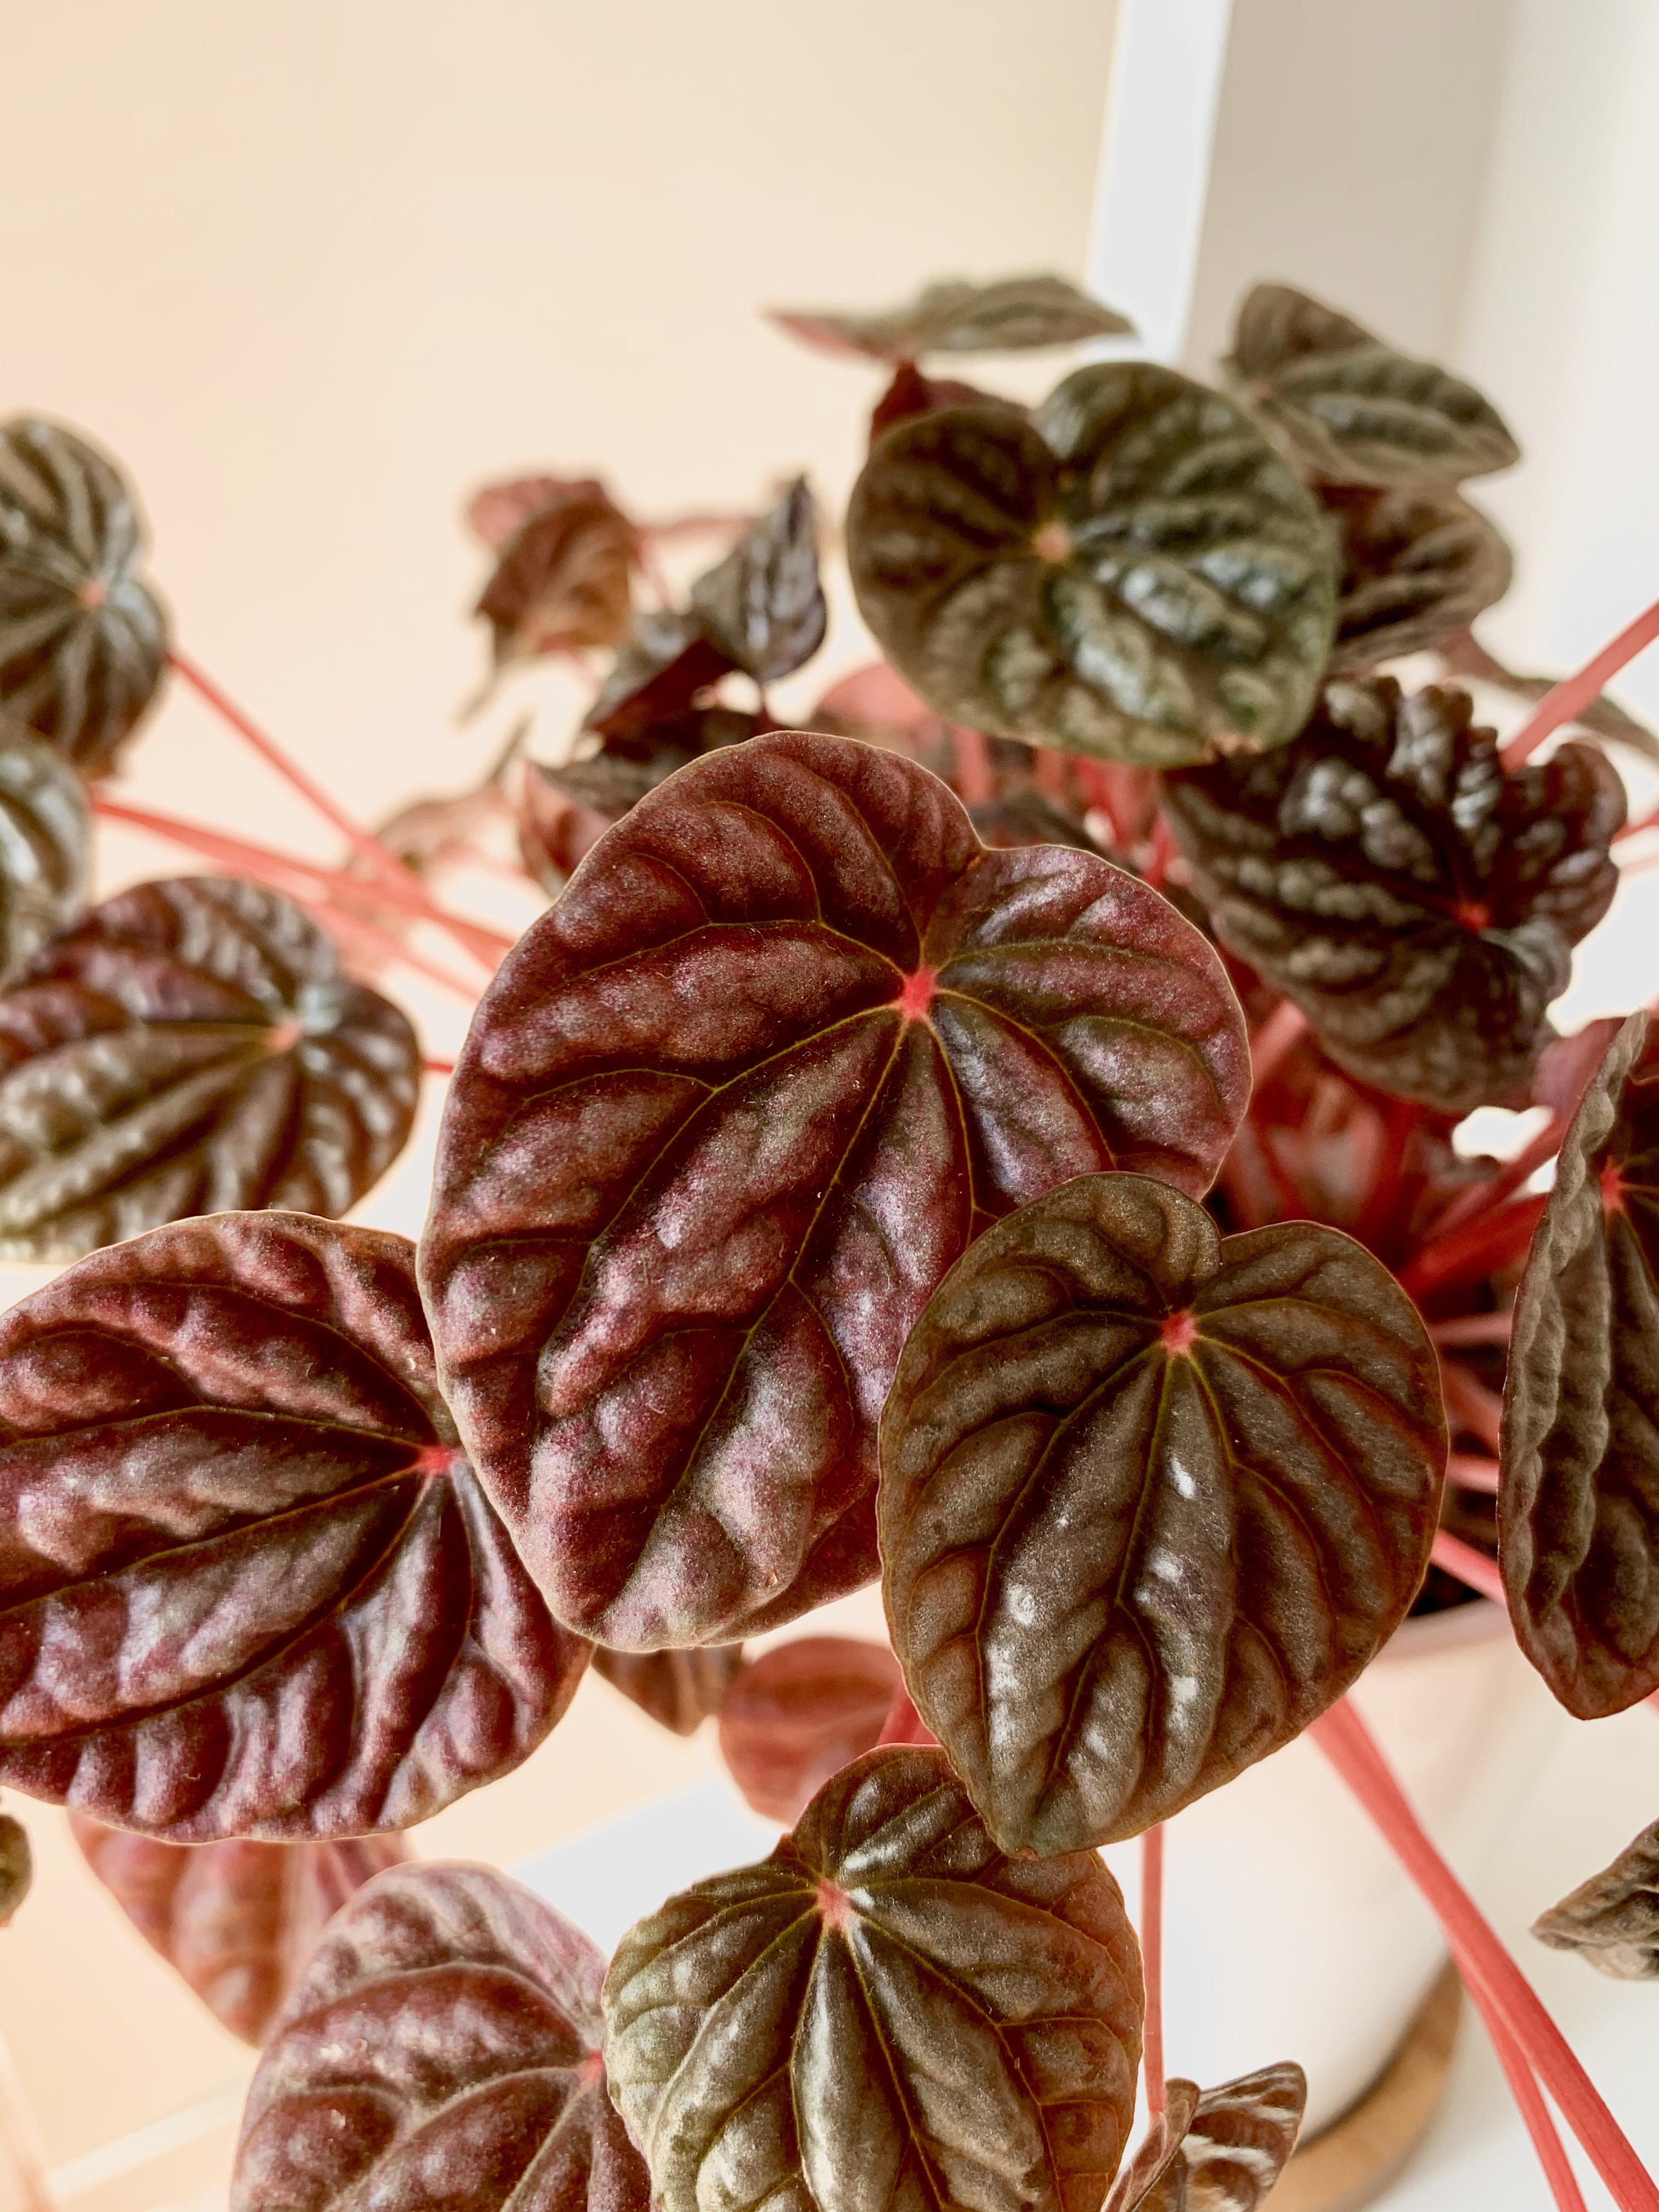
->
1325;484;1513;673
881;1172;1446;1853
847;371;1336;766
477;493;635;667
870;360;1020;445
467;475;613;553
72;1813;407;2042
0;1211;589;1839
0;875;421;1259
1162;678;1625;1112
1502;1011;1659;1714
1105;2065;1306;2212
770;274;1134;363
718;1637;901;1822
0;418;169;776
234;1859;648;2212
517;714;762;894
420;730;1250;1650
592;1645;743;1735
0;1804;28;1925
602;1746;1143;2212
689;478;826;684
1533;1817;1659;1980
584;610;736;743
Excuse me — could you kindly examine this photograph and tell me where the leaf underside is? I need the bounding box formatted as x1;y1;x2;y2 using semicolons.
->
593;1644;743;1735
772;273;1134;363
477;489;635;665
718;1636;901;1823
1532;1815;1659;1980
1105;2063;1306;2212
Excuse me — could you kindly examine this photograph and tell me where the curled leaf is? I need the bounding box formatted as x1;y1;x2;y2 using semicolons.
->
1533;1818;1659;1979
0;1808;29;1925
0;417;170;775
881;1172;1446;1853
1326;484;1513;673
848;367;1336;766
593;1645;743;1735
718;1637;901;1822
1106;2065;1306;2212
477;490;635;667
1502;1012;1659;1714
1162;678;1624;1112
0;874;420;1258
690;477;826;684
421;730;1250;1650
602;1746;1143;2212
234;1860;648;2212
0;1211;589;1838
71;1815;407;2042
771;273;1133;362
1223;285;1520;488
584;609;736;742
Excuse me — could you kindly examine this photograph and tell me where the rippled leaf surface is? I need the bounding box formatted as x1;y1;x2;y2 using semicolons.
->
0;875;420;1257
477;489;635;666
718;1637;901;1822
603;1746;1143;2212
234;1860;647;2212
1326;484;1512;672
881;1173;1445;1853
422;730;1249;1650
1533;1817;1659;1980
1106;2066;1306;2212
0;418;169;775
72;1816;407;2042
1502;1012;1659;1714
1163;678;1624;1113
593;1645;743;1735
0;718;90;981
1223;286;1520;489
690;478;825;684
0;1212;588;1838
848;368;1335;766
772;273;1133;363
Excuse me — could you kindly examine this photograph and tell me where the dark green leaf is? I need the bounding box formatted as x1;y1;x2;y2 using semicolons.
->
847;368;1336;767
689;478;826;684
1105;2065;1306;2212
881;1173;1446;1853
1223;285;1520;489
771;274;1133;363
1326;485;1513;673
594;1645;743;1735
1533;1816;1659;1980
602;1746;1143;2212
1162;678;1624;1113
0;718;90;979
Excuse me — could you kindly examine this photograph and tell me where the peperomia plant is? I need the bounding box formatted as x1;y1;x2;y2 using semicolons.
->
0;268;1655;2212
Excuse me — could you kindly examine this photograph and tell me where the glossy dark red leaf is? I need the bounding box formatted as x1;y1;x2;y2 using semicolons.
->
1502;1011;1659;1715
718;1637;901;1822
0;875;421;1258
477;492;635;667
1105;2065;1306;2212
592;1644;743;1735
881;1172;1446;1853
234;1859;648;2212
689;478;826;685
1533;1817;1659;1980
0;1211;589;1839
71;1814;407;2042
1162;678;1625;1112
1325;484;1513;673
602;1746;1143;2212
421;730;1249;1650
869;360;1019;445
770;274;1134;363
583;610;736;743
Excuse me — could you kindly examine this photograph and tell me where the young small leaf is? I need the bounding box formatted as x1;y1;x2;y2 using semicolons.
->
718;1637;901;1822
1163;678;1624;1112
0;874;420;1257
1326;484;1513;673
72;1816;407;2042
602;1746;1143;2212
421;730;1250;1651
1105;2064;1306;2212
593;1645;743;1735
880;1172;1446;1853
1533;1818;1659;1980
583;609;736;742
0;418;169;775
1222;285;1520;488
1503;1012;1659;1714
467;473;614;551
848;368;1336;766
477;490;635;666
0;719;90;980
0;1212;589;1838
771;273;1134;362
234;1860;648;2212
689;477;826;683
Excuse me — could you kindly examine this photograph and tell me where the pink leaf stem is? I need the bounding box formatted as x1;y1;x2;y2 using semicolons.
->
1439;1357;1505;1454
1487;2008;1591;2212
1398;1194;1547;1302
1447;1453;1502;1495
424;1059;457;1077
876;1685;938;1748
1501;593;1659;768
1140;1825;1165;2120
1431;1528;1505;1604
950;726;994;806
1432;1119;1566;1240
1249;999;1308;1088
1427;1311;1514;1348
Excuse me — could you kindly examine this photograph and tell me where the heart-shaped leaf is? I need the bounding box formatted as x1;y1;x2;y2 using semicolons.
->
1501;1012;1659;1714
689;478;826;684
0;418;170;776
421;730;1249;1650
0;874;421;1258
477;490;635;667
71;1815;407;2042
1222;285;1520;488
718;1637;901;1822
0;1804;29;1925
592;1644;743;1735
847;368;1336;766
233;1860;648;2212
0;1211;589;1839
1533;1817;1659;1980
0;718;91;980
1162;678;1625;1113
1105;2065;1306;2212
881;1172;1446;1853
771;273;1134;362
602;1745;1143;2212
1325;484;1513;673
